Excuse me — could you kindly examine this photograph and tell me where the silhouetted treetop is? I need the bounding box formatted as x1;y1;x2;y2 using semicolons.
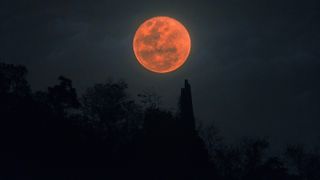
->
1;62;320;179
0;63;30;97
81;80;136;124
48;76;80;112
137;88;161;110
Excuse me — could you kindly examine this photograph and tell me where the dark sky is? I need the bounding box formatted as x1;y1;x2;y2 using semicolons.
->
1;0;320;151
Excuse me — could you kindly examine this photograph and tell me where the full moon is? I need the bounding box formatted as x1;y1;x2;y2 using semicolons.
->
133;16;191;73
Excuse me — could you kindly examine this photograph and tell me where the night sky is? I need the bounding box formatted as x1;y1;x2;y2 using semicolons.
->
1;0;320;151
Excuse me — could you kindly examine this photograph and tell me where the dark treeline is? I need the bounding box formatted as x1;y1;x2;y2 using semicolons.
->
1;62;320;180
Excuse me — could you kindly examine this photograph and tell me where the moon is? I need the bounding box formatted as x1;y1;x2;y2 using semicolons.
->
133;16;191;73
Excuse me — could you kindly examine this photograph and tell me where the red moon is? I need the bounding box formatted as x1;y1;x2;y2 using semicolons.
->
133;16;191;73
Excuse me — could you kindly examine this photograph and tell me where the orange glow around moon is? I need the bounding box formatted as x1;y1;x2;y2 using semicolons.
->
133;16;191;73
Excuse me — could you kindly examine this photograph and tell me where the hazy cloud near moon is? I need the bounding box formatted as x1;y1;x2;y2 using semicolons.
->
1;0;320;150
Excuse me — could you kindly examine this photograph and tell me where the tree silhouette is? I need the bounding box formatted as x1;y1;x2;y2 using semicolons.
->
285;144;320;180
1;61;320;179
0;63;31;150
0;63;30;97
80;79;142;167
47;76;80;114
137;88;162;110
